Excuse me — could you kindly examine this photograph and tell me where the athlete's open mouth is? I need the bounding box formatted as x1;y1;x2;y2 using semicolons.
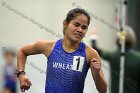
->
74;34;82;38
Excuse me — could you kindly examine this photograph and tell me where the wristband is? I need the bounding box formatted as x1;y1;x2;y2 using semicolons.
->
15;70;26;78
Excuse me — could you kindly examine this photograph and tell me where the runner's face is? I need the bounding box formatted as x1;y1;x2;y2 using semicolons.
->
5;53;15;64
64;14;88;42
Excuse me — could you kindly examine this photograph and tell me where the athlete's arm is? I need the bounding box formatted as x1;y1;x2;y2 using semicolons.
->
17;40;52;92
86;46;107;93
17;40;50;71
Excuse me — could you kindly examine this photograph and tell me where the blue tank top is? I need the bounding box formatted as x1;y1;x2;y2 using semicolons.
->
45;39;89;93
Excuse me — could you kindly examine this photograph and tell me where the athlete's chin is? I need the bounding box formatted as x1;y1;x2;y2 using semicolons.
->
72;37;83;42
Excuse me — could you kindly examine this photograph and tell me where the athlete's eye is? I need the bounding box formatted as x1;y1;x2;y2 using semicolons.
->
74;24;79;27
82;26;87;30
74;22;80;27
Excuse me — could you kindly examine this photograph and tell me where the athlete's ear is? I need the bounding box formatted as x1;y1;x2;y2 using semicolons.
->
63;20;68;29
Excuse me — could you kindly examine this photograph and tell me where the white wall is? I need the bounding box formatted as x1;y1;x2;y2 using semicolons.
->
0;0;116;93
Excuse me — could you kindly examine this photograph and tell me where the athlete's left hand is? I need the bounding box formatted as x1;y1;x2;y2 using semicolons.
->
90;58;101;74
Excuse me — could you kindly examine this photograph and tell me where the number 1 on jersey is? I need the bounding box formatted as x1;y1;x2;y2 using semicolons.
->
72;56;85;72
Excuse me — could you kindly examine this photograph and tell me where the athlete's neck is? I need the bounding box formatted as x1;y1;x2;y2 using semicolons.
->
62;37;80;53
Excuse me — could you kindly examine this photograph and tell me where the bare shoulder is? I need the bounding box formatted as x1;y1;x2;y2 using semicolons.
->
34;39;56;46
19;39;56;57
29;39;56;51
86;45;100;63
39;40;56;57
38;39;56;47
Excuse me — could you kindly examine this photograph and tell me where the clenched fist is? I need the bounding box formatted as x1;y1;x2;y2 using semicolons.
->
90;58;101;74
19;75;32;92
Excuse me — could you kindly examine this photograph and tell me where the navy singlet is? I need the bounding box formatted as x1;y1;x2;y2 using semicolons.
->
45;39;89;93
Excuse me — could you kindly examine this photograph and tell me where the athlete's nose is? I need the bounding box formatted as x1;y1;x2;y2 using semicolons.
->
77;27;82;33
